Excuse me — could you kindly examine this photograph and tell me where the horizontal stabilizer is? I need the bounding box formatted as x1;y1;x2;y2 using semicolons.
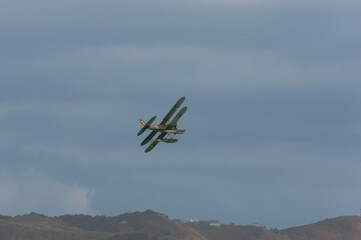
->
137;116;157;136
146;116;157;125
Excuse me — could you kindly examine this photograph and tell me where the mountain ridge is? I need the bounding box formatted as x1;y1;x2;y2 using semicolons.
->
1;210;360;240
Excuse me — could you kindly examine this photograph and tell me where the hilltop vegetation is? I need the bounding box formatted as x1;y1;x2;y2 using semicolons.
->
0;210;360;240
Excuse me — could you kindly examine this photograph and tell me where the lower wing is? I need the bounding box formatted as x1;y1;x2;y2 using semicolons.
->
145;132;167;153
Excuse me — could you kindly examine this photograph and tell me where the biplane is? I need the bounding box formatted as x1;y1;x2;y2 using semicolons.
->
138;96;187;153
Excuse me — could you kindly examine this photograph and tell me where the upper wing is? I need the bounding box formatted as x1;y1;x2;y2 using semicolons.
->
160;96;185;125
166;106;187;129
145;132;167;153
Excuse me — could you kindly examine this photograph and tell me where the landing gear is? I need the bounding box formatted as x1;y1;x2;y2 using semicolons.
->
166;133;176;139
161;133;178;143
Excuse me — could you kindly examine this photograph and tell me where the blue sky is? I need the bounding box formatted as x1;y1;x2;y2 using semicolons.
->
1;0;360;228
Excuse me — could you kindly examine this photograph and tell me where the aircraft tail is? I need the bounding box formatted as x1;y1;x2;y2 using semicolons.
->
137;116;157;136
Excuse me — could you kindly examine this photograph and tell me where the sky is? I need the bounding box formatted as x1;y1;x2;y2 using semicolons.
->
1;0;361;229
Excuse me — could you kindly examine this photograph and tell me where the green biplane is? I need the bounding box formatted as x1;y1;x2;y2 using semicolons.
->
138;96;187;153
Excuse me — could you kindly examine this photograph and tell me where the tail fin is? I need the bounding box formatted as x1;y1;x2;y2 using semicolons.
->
137;116;157;136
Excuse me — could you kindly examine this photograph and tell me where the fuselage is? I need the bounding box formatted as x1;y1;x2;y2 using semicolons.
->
148;125;186;133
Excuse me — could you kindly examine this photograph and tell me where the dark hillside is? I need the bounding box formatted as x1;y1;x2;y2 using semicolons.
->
116;210;188;239
57;214;133;233
189;223;286;240
0;211;361;240
0;210;204;240
281;216;361;240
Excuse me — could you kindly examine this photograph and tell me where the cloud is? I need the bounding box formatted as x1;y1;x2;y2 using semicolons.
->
0;182;18;206
65;186;95;214
0;171;95;216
